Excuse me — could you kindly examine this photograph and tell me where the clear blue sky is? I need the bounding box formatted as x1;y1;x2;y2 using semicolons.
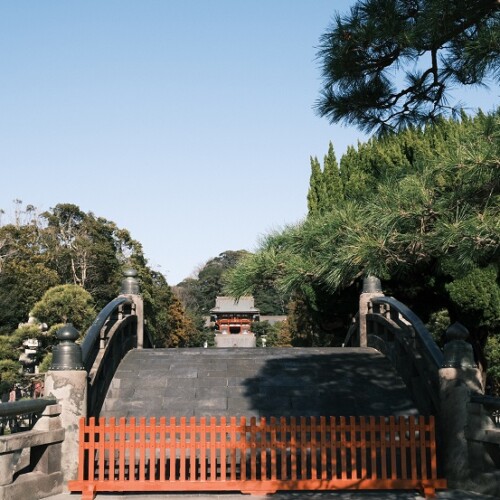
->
1;2;498;285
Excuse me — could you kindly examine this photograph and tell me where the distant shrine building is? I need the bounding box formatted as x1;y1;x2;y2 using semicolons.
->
210;296;259;347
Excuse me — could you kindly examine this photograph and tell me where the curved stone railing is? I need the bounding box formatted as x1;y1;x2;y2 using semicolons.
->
0;398;57;434
0;401;64;499
344;293;442;415
81;296;134;369
83;295;143;417
343;277;500;495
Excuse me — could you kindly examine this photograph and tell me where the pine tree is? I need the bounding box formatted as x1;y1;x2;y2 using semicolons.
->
316;0;500;133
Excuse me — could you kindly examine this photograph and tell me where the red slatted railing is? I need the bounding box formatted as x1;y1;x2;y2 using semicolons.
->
68;415;446;499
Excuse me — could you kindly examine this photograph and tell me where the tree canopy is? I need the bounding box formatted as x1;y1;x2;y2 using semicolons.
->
0;202;199;383
31;284;95;332
226;110;500;357
316;0;500;133
175;250;287;316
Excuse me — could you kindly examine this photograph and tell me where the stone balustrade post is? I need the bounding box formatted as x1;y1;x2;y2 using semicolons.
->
359;276;384;347
439;322;483;489
44;324;87;487
120;268;144;349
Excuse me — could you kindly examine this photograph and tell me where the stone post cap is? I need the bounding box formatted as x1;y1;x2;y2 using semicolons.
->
445;322;469;342
50;323;85;370
442;322;476;369
121;267;140;295
362;276;383;293
55;323;79;342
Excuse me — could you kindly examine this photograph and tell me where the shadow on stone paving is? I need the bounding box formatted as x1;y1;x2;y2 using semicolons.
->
241;348;418;418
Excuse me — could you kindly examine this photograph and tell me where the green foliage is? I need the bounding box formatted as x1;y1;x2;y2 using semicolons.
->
486;335;500;395
38;353;53;373
176;250;287;318
316;0;500;133
0;201;198;381
227;110;500;351
0;359;21;387
156;293;200;347
31;284;95;332
266;321;292;347
426;309;451;344
307;143;343;216
253;320;291;347
446;266;500;328
42;203;138;306
307;157;324;215
0;336;18;361
0;223;59;331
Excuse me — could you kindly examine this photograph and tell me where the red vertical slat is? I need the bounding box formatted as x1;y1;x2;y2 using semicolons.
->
199;417;206;481
359;416;367;480
148;417;156;481
230;417;237;480
159;417;166;481
189;416;196;481
118;417;126;481
310;416;318;480
250;417;257;480
330;416;337;479
179;417;186;481
270;416;277;481
409;416;417;480
259;417;267;481
108;417;116;482
210;417;217;481
220;416;227;481
130;417;137;481
419;416;428;480
429;416;437;480
389;416;397;479
299;417;307;480
380;417;388;480
399;416;407;480
280;417;287;480
290;417;297;481
320;416;327;480
349;416;357;480
139;417;146;481
339;416;347;480
169;417;176;481
369;416;377;479
240;417;247;481
77;417;86;481
97;417;105;482
88;417;96;481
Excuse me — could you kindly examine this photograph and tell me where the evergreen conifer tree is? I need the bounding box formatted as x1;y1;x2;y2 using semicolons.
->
322;142;343;211
307;156;324;215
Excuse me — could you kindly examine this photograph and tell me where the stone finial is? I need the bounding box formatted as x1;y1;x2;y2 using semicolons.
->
121;268;140;295
50;324;84;370
442;322;477;369
362;275;382;293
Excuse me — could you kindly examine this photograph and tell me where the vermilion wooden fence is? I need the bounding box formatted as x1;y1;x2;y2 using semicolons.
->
68;415;446;499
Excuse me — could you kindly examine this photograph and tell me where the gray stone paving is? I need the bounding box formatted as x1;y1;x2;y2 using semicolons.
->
100;347;418;420
46;489;497;499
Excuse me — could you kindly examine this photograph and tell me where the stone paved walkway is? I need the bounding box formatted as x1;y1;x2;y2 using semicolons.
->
101;347;418;419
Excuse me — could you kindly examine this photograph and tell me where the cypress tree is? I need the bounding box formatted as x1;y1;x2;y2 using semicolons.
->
322;142;343;211
307;156;323;216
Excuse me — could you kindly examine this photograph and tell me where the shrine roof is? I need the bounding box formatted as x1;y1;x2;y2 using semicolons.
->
210;296;260;314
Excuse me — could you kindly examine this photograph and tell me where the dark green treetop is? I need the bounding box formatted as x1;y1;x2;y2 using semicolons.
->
316;0;500;133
